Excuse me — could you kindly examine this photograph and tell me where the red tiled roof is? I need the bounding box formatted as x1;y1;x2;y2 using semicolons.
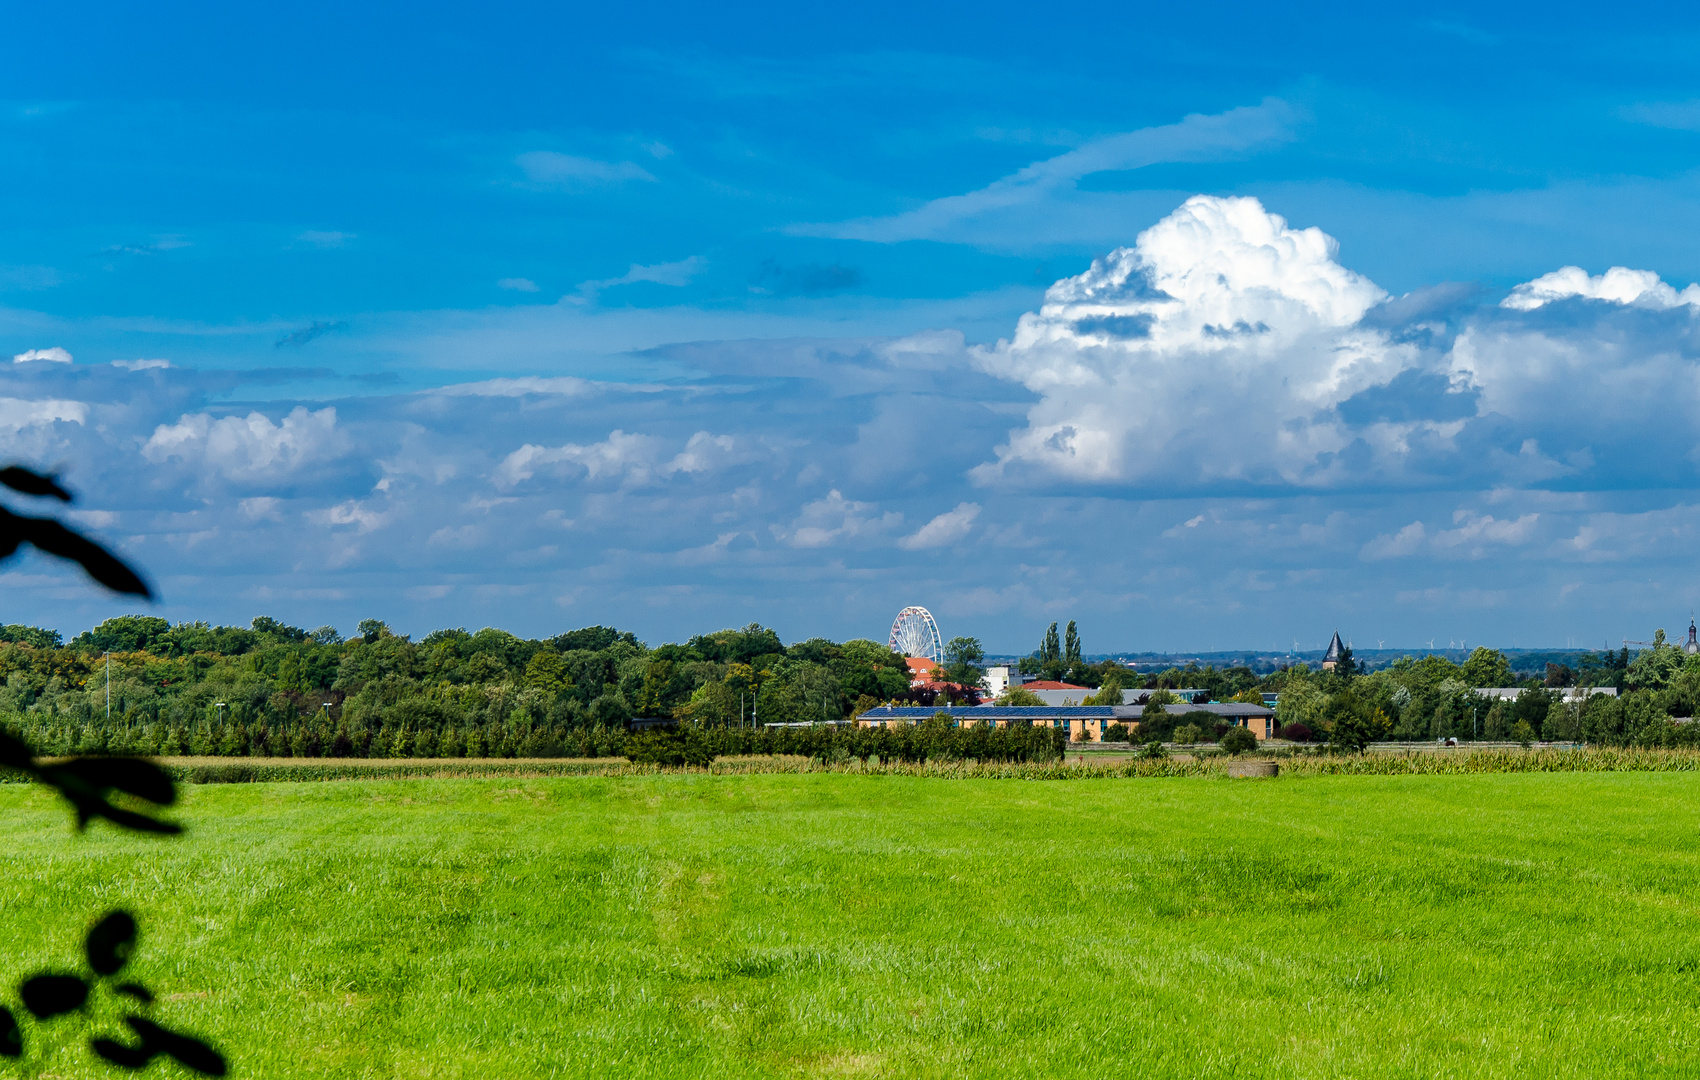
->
1021;680;1087;690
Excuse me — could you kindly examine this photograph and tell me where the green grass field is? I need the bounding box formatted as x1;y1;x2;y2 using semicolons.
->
3;771;1699;1078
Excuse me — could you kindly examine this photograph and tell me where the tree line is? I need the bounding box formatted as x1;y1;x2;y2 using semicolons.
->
0;616;928;760
2;612;1696;758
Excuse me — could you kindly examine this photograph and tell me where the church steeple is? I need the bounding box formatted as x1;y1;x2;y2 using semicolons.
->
1686;617;1698;656
1322;630;1345;671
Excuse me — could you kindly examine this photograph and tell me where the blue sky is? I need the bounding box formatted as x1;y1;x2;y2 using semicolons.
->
3;1;1700;651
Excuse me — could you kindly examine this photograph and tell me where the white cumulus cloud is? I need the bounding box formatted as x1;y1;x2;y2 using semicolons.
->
142;406;344;481
0;397;87;429
494;430;747;489
970;194;1396;487
776;490;902;548
1502;265;1700;310
13;347;71;364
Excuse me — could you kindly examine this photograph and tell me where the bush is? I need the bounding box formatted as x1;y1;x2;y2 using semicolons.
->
1173;723;1203;745
624;726;717;767
1219;726;1258;754
1103;723;1131;742
1275;722;1313;742
1177;710;1221;740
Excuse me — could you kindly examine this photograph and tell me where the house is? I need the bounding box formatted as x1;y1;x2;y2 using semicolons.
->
856;704;1118;742
1476;687;1616;703
856;701;1277;741
1125;703;1277;739
983;665;1026;697
906;657;938;686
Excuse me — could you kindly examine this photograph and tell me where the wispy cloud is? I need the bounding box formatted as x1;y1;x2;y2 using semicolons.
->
516;150;656;187
1620;100;1700;132
899;503;981;549
793;100;1297;243
274;321;347;348
568;256;705;303
295;230;355;248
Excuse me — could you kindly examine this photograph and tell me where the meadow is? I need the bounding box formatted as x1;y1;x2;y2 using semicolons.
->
2;768;1699;1077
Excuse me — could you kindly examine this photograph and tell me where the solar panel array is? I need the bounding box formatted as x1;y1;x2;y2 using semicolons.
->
858;706;1118;718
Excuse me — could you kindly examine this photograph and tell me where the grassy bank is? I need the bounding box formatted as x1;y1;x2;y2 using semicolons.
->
3;770;1698;1076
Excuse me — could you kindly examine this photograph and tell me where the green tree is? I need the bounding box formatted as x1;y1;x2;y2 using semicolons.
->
1064;621;1082;669
1037;622;1062;680
524;650;574;694
1460;647;1513;689
1628;632;1684;692
1483;701;1508;739
942;636;986;689
1084;668;1124;705
1324;690;1376;752
996;686;1044;706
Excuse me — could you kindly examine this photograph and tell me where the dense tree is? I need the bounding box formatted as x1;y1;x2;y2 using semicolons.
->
942;637;985;689
1461;647;1513;688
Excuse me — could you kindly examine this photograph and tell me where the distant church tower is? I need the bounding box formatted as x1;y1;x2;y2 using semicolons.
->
1686;618;1698;656
1321;630;1346;671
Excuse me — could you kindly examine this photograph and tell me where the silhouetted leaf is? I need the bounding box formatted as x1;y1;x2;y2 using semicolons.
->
87;911;138;976
125;1017;226;1077
0;729;30;770
91;1036;154;1068
0;465;72;502
0;1006;20;1058
0;508;151;596
20;973;88;1018
55;758;177;807
115;982;154;1003
36;758;181;834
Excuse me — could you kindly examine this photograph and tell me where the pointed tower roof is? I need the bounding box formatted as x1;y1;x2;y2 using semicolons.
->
1686;617;1698;655
1323;631;1344;663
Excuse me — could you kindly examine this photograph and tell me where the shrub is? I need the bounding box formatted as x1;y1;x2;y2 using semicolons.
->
1173;723;1203;745
1104;723;1131;742
624;727;717;767
1275;722;1313;742
1219;726;1258;754
1177;710;1221;740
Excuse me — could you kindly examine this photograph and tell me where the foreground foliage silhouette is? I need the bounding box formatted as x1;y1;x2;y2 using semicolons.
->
0;465;224;1075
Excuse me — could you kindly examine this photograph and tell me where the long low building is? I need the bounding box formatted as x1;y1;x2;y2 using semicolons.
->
856;702;1277;741
1019;686;1212;706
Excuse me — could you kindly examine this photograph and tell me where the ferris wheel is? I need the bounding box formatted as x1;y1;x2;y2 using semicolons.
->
888;606;943;663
